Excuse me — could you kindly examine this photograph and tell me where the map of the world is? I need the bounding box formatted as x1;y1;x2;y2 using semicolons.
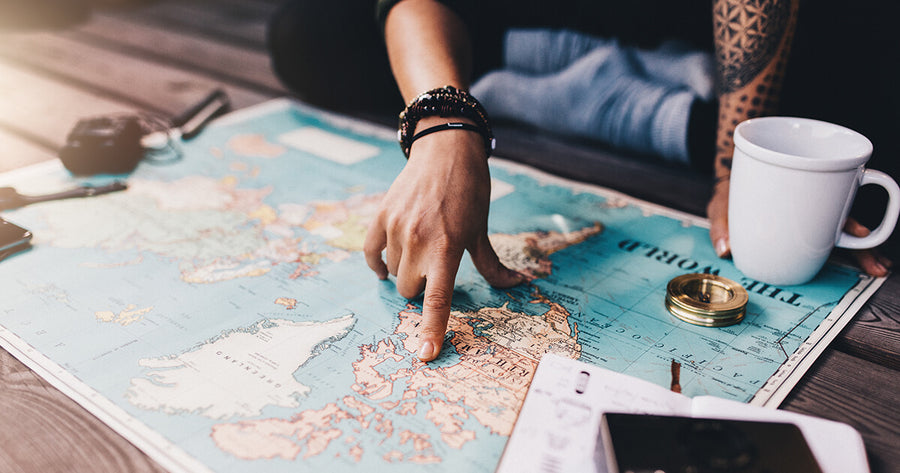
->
0;100;874;473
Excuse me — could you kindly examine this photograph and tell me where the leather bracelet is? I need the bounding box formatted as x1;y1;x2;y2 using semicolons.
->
409;122;496;156
398;85;494;158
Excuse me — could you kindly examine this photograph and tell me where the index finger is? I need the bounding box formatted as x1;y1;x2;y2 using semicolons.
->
416;259;460;362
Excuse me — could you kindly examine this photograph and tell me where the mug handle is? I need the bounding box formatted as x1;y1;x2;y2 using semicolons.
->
836;169;900;249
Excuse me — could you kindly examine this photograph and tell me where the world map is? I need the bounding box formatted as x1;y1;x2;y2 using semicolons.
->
0;100;871;473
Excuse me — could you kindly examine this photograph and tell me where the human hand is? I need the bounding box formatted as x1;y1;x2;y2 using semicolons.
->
843;218;892;277
364;122;523;362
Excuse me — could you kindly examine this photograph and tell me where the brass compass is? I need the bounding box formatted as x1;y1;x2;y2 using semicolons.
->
666;274;748;327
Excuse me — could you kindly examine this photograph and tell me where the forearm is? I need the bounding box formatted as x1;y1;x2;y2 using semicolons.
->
383;0;473;102
370;3;520;363
712;0;800;180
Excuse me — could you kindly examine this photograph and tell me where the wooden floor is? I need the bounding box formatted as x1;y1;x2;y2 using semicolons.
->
0;1;898;472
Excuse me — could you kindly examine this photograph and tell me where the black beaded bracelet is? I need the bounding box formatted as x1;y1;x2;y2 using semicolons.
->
398;85;495;158
408;122;496;155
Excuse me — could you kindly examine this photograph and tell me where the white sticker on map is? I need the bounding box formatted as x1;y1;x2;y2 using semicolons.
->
279;127;380;165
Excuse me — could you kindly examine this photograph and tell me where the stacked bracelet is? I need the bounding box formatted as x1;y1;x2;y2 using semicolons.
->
397;85;495;159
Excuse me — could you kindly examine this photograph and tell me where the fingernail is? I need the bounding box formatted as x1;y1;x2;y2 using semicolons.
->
715;239;728;257
417;340;436;361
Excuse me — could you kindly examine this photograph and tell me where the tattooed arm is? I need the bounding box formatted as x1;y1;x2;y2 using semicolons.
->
707;0;799;258
706;0;890;276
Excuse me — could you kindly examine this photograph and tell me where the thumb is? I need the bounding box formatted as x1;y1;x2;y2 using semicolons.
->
469;232;525;288
709;213;729;258
707;186;730;258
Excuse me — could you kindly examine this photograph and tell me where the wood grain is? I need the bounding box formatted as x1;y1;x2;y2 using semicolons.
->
495;124;713;217
0;57;135;150
0;350;165;473
835;275;900;371
0;129;55;173
71;13;286;94
102;0;276;49
782;349;900;473
0;31;272;118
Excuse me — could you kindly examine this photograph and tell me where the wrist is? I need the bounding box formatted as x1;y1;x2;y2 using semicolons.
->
407;116;478;158
407;122;487;165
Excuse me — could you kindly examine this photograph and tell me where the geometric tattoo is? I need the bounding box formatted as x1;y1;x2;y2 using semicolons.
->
714;0;792;93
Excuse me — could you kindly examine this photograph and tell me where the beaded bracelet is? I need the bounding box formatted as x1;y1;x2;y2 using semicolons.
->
398;85;495;158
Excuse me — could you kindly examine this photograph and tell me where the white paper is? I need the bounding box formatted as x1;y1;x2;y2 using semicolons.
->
497;354;869;473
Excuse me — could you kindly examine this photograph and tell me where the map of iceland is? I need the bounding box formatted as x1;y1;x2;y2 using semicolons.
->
0;100;867;473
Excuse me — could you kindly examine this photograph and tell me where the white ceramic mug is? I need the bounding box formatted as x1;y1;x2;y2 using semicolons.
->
728;117;900;286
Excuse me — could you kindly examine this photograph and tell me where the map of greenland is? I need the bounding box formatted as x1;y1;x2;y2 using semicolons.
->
126;315;355;420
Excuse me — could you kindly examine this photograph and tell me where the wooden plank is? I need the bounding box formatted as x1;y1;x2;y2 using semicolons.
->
782;349;900;473
0;31;273;119
834;274;900;371
69;13;286;94
0;130;55;173
0;350;166;473
0;58;136;150
495;125;713;217
100;0;275;50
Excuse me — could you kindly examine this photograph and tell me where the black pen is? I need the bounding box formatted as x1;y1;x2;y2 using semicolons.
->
0;181;128;211
174;89;231;140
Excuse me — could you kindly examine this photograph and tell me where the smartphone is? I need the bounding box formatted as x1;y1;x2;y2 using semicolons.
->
0;218;32;253
599;413;823;473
